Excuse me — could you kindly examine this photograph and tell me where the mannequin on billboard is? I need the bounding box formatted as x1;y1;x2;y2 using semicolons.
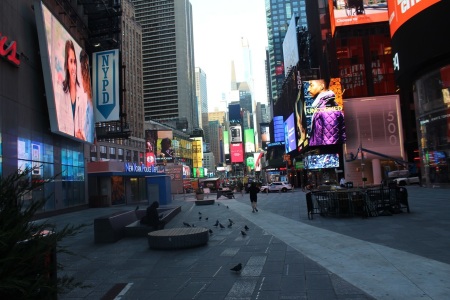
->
307;79;346;146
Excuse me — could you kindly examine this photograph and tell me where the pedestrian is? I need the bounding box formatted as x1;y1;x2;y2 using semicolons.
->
248;182;260;213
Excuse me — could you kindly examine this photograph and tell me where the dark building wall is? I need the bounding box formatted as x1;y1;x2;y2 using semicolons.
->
1;0;87;211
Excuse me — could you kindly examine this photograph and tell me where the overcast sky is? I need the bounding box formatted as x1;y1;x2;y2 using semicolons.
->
189;0;268;111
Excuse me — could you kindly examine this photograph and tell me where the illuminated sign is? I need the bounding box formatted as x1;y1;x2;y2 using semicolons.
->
93;49;120;121
125;162;155;173
329;0;389;29
388;0;440;37
0;32;20;66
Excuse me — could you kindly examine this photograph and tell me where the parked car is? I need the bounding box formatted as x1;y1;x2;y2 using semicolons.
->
260;182;293;193
392;176;420;186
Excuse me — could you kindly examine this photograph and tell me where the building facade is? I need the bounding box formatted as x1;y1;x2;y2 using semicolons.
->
131;0;196;133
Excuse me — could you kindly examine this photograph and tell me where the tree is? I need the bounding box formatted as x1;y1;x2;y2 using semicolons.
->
0;167;85;299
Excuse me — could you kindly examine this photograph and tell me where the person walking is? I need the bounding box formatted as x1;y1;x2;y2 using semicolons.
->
248;182;260;213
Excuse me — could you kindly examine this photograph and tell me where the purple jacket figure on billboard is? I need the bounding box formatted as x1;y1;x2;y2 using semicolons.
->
308;79;346;146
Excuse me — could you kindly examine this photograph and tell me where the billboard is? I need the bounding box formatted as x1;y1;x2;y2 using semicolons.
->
144;130;157;167
329;0;388;29
230;125;242;143
273;116;285;142
228;103;241;124
92;50;120;122
282;16;299;76
388;0;440;37
284;113;296;153
304;153;340;169
156;131;174;164
230;143;244;163
223;130;230;155
260;124;270;149
244;129;255;153
296;78;345;150
254;152;264;172
34;1;95;143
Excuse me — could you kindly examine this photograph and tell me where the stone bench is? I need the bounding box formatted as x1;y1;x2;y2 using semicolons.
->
194;199;215;206
124;206;181;237
94;205;181;243
147;227;209;250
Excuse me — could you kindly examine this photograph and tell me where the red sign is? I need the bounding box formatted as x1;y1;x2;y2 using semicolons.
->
230;143;244;163
0;32;20;66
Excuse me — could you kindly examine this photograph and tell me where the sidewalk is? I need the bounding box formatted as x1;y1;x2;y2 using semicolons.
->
50;186;450;299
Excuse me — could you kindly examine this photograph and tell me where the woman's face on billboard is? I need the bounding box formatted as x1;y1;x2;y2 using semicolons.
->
68;49;77;87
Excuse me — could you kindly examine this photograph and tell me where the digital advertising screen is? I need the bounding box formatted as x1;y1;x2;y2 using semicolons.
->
145;130;157;167
284;113;296;153
329;0;388;30
34;1;95;143
230;125;242;143
260;124;270;150
228;103;241;124
296;78;345;149
273;116;285;142
156;131;174;163
254;152;264;172
244;129;255;153
230;143;244;163
223;130;230;155
304;153;340;170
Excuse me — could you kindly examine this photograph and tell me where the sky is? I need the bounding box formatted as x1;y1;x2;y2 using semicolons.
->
189;0;268;112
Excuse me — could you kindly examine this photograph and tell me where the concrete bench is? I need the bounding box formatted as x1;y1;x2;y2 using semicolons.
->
94;206;181;243
124;206;181;237
147;227;209;250
195;199;215;206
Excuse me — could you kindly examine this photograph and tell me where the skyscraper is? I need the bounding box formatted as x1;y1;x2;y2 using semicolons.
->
131;0;196;133
265;0;307;104
195;67;208;132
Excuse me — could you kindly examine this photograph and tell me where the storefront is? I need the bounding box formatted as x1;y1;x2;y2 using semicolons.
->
87;161;171;206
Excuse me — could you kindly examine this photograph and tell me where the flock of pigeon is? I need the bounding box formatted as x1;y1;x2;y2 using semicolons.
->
182;208;250;273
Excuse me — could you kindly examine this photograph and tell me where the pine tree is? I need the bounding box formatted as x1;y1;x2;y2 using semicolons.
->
0;167;85;299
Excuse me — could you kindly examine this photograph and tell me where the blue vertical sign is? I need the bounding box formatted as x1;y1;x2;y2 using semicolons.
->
92;49;120;121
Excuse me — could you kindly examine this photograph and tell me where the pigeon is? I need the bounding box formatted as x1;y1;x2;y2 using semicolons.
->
183;222;191;227
219;223;225;229
230;263;242;272
244;225;249;231
218;203;220;206
228;219;234;224
241;230;247;236
205;217;209;221
227;206;229;209
198;212;202;215
209;229;213;234
227;223;233;228
213;220;219;226
199;216;202;220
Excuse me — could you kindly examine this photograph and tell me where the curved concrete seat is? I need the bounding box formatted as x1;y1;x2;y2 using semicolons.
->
195;199;215;205
148;227;209;250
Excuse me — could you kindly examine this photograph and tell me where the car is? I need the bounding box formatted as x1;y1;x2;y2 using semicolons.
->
260;182;293;193
392;176;420;186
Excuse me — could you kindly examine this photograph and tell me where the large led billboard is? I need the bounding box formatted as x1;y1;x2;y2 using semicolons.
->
156;131;175;163
296;78;345;150
388;0;440;37
304;153;340;169
92;50;120;122
228;103;241;124
260;124;270;149
284;113;296;153
230;125;242;143
230;143;244;163
273;116;285;142
34;1;95;143
244;129;255;153
144;130;157;167
223;130;230;155
329;0;388;30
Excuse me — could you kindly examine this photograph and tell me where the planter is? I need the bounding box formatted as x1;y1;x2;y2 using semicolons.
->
195;199;215;206
195;193;205;200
